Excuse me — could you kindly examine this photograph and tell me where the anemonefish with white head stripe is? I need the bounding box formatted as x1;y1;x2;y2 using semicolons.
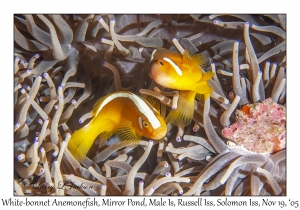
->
68;91;167;161
150;48;214;127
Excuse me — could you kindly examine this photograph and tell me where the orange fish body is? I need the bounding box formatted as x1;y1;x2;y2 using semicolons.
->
150;48;214;127
150;48;214;95
68;91;167;161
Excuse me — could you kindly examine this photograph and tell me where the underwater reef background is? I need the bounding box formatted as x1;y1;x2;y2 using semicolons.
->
13;14;286;196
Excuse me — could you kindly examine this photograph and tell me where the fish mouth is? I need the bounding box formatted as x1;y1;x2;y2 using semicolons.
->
150;70;170;86
149;67;161;79
152;126;167;140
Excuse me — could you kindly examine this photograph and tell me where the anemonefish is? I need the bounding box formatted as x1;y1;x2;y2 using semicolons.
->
68;91;167;161
150;48;214;127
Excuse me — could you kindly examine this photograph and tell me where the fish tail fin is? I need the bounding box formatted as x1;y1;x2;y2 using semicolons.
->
166;91;196;127
193;71;214;98
68;122;107;162
193;81;213;95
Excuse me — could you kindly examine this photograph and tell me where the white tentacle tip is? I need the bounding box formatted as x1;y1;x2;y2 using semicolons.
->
67;174;74;180
17;154;25;161
219;176;227;185
38;119;43;125
193;125;200;132
34;137;39;143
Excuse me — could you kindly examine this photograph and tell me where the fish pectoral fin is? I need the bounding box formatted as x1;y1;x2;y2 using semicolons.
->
200;71;214;82
116;120;141;145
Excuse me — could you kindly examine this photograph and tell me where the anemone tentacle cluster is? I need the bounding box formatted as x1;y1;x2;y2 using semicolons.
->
14;14;286;196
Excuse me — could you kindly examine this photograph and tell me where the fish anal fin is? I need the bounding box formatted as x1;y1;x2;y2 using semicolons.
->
196;94;204;102
204;93;210;100
166;91;195;127
196;93;210;101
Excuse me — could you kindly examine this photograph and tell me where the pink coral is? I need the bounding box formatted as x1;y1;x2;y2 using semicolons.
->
222;98;286;154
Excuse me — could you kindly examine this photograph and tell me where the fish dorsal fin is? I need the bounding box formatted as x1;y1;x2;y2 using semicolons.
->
116;119;141;144
92;94;109;115
200;71;214;82
145;96;161;113
92;91;161;130
183;50;208;69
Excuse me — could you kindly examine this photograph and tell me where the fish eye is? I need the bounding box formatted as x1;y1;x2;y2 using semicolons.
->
143;121;149;127
158;60;164;66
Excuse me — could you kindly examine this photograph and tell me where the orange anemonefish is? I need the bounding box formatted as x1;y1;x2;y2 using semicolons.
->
68;91;167;161
150;48;214;127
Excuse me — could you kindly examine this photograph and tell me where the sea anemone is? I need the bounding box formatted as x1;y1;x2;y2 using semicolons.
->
14;14;286;196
